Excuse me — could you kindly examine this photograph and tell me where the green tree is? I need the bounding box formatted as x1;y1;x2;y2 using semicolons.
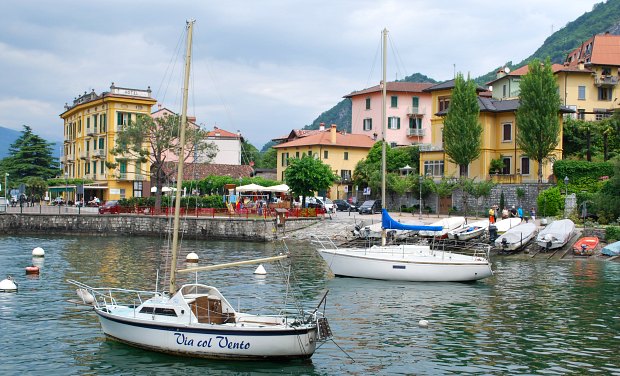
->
241;139;260;166
0;125;59;185
258;148;277;169
431;178;457;217
516;58;562;186
110;113;217;210
386;172;411;212
284;155;337;207
442;73;482;177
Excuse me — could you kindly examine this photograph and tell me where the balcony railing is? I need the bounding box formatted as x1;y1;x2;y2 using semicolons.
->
91;149;106;158
135;174;146;181
85;129;95;136
407;106;426;117
407;128;425;137
79;151;89;160
594;75;619;87
418;143;443;152
119;173;128;180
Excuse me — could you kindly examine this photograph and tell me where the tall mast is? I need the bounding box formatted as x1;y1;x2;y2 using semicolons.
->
381;28;388;246
169;19;194;295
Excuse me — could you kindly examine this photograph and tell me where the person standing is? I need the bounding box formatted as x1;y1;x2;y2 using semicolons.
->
530;208;536;223
517;206;524;222
488;206;495;224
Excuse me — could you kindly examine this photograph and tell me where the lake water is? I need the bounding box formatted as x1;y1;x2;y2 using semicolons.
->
0;235;619;375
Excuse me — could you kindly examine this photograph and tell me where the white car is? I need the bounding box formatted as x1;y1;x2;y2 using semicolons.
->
315;197;336;214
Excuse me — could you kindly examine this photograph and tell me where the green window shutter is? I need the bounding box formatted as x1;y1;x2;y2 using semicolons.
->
397;117;401;129
99;138;104;149
117;112;122;125
391;96;398;107
120;161;127;173
369;118;372;130
101;114;106;132
412;97;419;107
409;117;414;129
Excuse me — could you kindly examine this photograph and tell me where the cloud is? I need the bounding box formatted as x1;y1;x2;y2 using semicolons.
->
0;0;601;148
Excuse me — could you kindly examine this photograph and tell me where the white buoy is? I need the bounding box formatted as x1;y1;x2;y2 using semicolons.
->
186;252;199;263
0;276;18;292
32;247;45;257
418;319;429;328
254;264;267;275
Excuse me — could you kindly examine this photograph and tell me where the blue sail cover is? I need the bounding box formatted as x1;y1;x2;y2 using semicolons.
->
381;209;443;231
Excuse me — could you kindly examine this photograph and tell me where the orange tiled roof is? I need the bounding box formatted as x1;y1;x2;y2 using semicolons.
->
344;82;435;98
272;128;376;149
206;126;240;139
486;64;565;85
566;33;620;66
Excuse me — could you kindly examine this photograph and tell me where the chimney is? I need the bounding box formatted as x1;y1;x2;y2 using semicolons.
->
319;122;325;131
496;68;507;79
330;124;337;144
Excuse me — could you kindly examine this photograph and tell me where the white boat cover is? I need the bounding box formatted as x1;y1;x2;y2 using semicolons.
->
536;219;575;246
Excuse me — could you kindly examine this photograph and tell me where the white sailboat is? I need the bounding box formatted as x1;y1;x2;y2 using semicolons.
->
68;21;331;360
313;29;492;283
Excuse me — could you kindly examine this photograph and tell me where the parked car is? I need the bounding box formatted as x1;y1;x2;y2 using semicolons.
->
52;197;65;206
358;200;381;214
333;199;357;211
98;200;120;214
316;197;336;214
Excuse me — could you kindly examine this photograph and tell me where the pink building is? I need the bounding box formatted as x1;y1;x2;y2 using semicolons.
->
345;82;434;146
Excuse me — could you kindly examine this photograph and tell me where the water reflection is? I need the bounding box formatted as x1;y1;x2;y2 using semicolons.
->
0;235;619;375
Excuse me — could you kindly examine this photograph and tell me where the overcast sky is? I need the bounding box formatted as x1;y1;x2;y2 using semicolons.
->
0;0;601;150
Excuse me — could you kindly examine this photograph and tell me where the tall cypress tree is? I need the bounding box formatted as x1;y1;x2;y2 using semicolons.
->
516;58;561;186
443;73;482;177
1;125;59;182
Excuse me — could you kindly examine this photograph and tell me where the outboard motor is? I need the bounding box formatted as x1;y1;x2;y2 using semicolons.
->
501;237;508;249
489;224;498;243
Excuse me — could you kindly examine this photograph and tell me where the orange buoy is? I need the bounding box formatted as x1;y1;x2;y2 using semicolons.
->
25;265;40;275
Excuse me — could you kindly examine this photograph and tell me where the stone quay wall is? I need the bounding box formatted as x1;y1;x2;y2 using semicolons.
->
0;213;320;242
452;183;553;214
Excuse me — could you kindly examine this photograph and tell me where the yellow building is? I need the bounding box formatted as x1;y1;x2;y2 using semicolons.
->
59;83;157;202
272;124;375;200
419;79;568;184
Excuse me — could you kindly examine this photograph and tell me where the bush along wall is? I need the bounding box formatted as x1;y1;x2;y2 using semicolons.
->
537;187;563;217
553;160;614;193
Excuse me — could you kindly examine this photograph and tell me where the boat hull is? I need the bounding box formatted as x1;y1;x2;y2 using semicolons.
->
495;223;537;252
573;237;599;256
317;246;492;282
96;309;317;360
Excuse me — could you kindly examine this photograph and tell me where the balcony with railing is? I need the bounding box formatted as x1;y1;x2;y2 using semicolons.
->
594;75;619;87
65;153;75;162
135;174;146;181
418;143;443;152
79;151;89;160
407;106;426;117
85;128;95;136
91;149;106;159
407;128;425;137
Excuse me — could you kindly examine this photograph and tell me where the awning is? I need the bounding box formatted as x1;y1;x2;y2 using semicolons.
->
236;183;267;192
263;184;289;193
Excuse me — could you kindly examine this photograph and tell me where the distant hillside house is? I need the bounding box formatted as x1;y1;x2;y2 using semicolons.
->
345;81;435;147
273;124;375;200
59;83;157;202
488;32;620;122
419;79;572;194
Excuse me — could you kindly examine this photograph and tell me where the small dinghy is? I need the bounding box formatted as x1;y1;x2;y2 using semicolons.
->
495;223;537;252
448;219;489;241
573;237;599;256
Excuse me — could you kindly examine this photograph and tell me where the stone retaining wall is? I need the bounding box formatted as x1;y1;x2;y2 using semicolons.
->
0;213;320;242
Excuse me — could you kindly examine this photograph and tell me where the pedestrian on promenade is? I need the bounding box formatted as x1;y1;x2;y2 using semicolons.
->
517;206;524;222
489;207;495;224
530;208;536;222
502;207;509;219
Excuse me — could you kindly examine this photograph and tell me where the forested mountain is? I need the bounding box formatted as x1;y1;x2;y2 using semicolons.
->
289;0;620;146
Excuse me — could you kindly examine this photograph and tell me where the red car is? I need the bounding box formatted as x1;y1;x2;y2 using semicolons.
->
98;200;120;214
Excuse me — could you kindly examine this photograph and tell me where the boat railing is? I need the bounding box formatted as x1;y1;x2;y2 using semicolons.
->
68;279;161;308
310;235;340;250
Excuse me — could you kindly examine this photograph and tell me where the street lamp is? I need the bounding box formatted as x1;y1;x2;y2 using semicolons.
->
4;173;8;204
65;172;69;212
419;175;423;219
564;176;569;195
